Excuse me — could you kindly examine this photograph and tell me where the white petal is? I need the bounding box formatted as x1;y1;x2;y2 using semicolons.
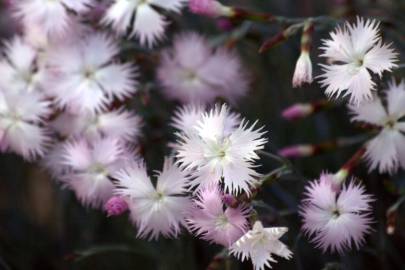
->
132;4;167;47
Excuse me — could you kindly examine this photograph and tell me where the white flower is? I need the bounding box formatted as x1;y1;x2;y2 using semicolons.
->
0;89;51;159
176;104;267;194
230;221;293;270
113;158;191;240
51;108;142;143
319;17;397;105
46;33;138;113
292;51;313;88
15;0;93;37
0;36;47;94
57;137;134;208
171;104;206;135
102;0;187;47
349;79;405;173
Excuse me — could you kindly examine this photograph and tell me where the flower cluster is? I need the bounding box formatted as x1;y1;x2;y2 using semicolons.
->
1;1;402;269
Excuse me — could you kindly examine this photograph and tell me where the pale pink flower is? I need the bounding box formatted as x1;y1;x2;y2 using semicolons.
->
51;108;142;143
176;104;267;195
189;0;233;17
186;185;250;247
230;221;293;270
300;174;374;253
102;0;187;47
46;33;138;113
292;51;313;88
0;36;47;94
319;17;397;105
349;79;405;173
157;33;249;104
57;137;134;208
0;89;51;159
14;0;93;37
113;158;191;240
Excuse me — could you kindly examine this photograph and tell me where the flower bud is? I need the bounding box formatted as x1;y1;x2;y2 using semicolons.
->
104;196;128;217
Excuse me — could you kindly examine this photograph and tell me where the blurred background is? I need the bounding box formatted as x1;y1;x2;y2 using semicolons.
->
0;0;404;269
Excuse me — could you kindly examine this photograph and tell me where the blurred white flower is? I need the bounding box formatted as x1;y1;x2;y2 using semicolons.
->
319;17;397;105
349;79;405;173
113;158;191;240
230;221;293;270
158;32;249;104
0;89;51;160
46;33;138;113
0;36;47;94
52;108;142;143
15;0;93;37
102;0;187;47
58;137;135;208
176;104;267;194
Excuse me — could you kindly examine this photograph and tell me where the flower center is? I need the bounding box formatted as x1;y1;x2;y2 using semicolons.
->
215;213;230;228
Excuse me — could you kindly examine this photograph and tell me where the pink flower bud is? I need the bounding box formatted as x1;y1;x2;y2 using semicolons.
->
216;18;233;31
281;103;313;121
104;196;128;217
278;145;313;158
189;0;233;17
222;194;238;207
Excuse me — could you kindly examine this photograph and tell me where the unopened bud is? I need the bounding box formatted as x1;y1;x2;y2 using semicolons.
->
278;145;313;158
104;196;128;217
281;103;313;121
189;0;234;17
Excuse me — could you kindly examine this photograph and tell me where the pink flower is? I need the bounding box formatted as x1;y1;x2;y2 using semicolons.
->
186;185;251;247
157;33;249;104
299;173;374;253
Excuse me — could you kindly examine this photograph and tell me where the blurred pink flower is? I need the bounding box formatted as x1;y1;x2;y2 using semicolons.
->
113;158;191;240
102;0;187;47
349;79;405;174
46;33;138;113
157;32;249;104
176;104;267;195
186;185;250;247
300;174;374;253
319;17;397;105
230;221;292;270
